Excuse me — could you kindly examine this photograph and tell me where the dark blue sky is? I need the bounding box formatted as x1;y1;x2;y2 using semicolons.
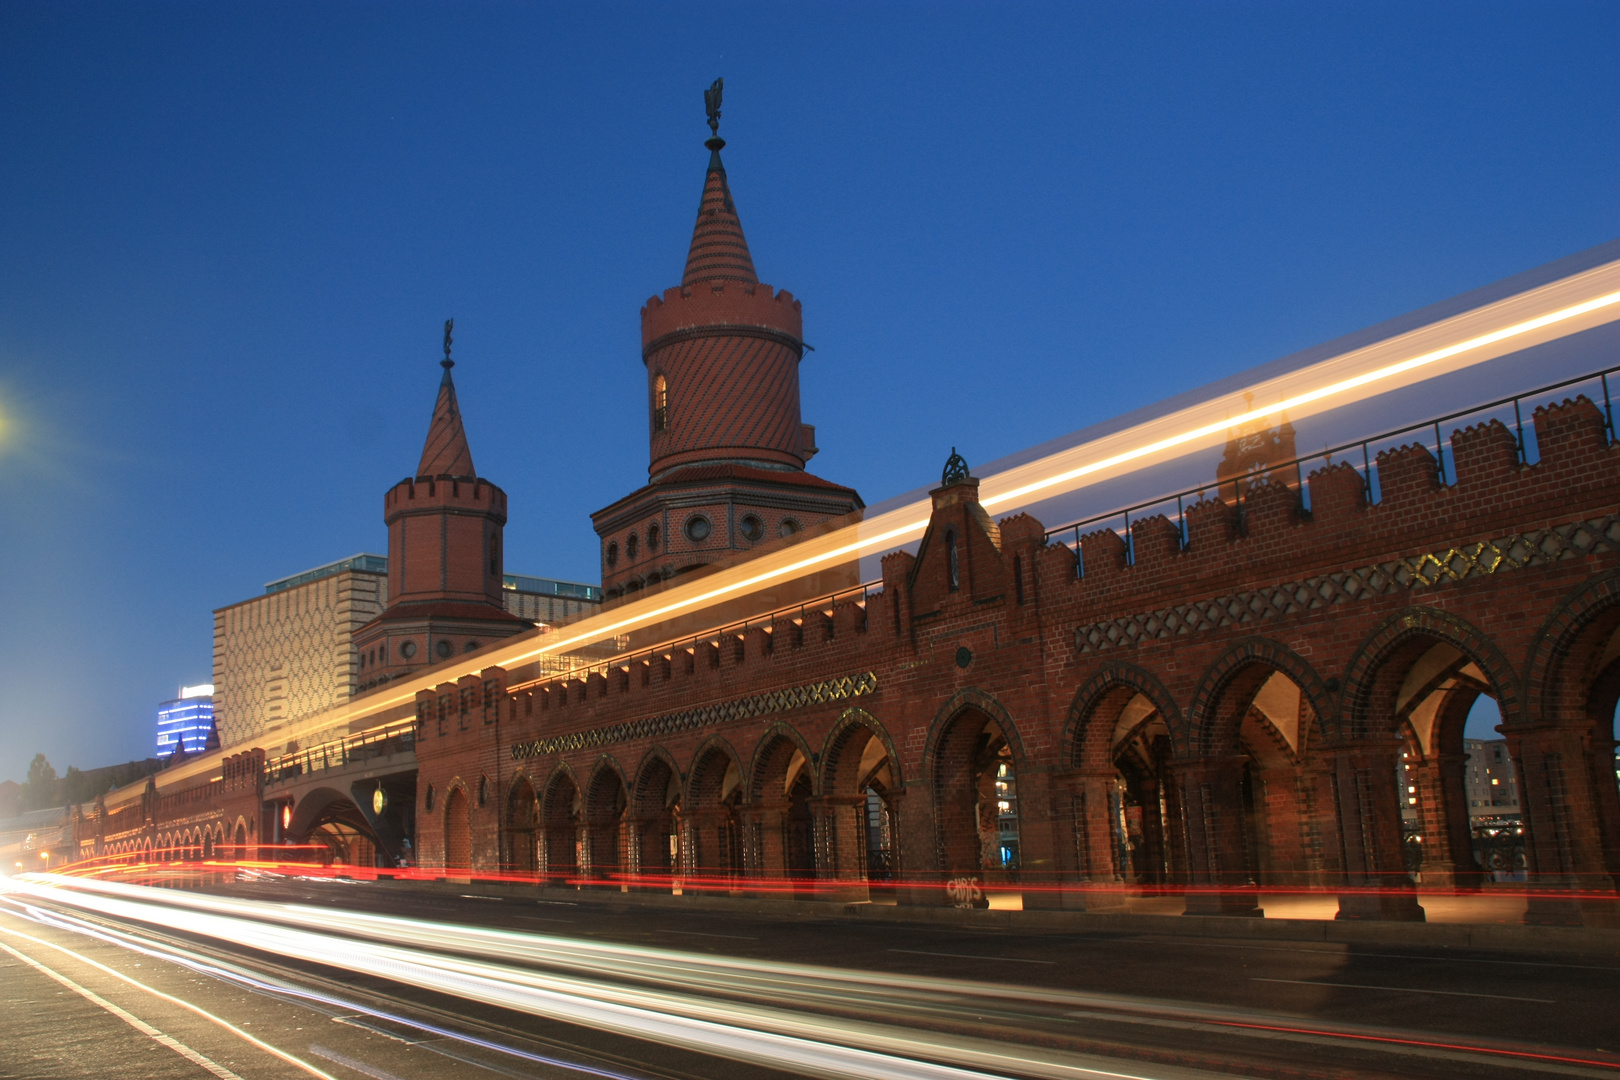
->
1;3;1616;780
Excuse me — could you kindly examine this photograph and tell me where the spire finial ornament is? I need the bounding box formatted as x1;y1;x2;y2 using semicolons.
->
441;318;454;373
942;447;970;486
704;77;724;139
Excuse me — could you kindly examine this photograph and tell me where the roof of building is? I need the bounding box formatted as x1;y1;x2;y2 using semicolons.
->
418;359;477;479
682;138;758;288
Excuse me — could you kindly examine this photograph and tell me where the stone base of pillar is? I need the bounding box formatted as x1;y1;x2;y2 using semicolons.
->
1524;888;1620;928
1183;890;1263;917
1335;889;1425;921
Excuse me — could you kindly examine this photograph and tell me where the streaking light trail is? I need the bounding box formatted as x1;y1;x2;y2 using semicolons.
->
132;252;1620;798
9;871;1620;1078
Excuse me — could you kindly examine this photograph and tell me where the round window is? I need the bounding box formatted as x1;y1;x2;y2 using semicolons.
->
435;639;452;658
400;640;417;659
685;516;711;542
779;519;801;538
740;515;763;542
464;640;479;653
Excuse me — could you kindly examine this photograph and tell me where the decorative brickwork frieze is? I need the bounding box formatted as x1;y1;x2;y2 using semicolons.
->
1075;514;1620;654
510;672;877;760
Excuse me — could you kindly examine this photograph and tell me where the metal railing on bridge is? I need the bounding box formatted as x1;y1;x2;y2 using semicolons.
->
264;718;417;786
1048;362;1620;574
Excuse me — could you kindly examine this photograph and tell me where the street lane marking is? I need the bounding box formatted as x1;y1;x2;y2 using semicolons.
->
0;921;342;1079
663;929;757;940
513;915;573;924
1251;977;1553;1002
459;895;504;901
888;948;1055;965
0;939;248;1080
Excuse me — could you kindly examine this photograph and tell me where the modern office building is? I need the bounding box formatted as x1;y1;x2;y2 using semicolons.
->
212;553;599;751
155;684;215;757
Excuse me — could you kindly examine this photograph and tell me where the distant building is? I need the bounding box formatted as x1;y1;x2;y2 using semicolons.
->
156;684;215;757
212;552;600;752
1464;738;1521;817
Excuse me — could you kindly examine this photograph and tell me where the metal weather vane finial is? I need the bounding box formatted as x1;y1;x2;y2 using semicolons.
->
942;447;971;486
442;318;454;371
704;77;724;137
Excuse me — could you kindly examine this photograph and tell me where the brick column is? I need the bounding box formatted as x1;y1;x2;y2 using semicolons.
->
1507;724;1620;926
813;795;870;902
1171;756;1262;916
1412;749;1481;889
1329;742;1425;921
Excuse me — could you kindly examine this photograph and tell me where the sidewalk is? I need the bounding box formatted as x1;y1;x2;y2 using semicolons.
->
379;877;1620;958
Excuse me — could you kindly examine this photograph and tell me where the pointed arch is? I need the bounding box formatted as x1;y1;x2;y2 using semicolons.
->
820;707;904;794
1342;606;1520;740
685;735;746;807
1063;662;1183;771
748;722;817;803
1186;636;1334;757
1524;570;1620;725
922;688;1027;779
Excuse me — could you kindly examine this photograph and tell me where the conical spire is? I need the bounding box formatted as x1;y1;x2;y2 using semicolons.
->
682;136;759;287
417;320;476;478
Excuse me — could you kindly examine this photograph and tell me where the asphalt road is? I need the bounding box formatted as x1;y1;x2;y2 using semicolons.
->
3;874;1618;1080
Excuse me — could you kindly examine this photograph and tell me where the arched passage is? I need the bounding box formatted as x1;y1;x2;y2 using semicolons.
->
507;774;538;873
1065;666;1184;891
585;761;629;878
930;699;1023;893
288;787;384;868
541;770;580;878
631;750;682;881
748;725;817;885
1523;573;1620;894
1343;608;1519;917
821;709;902;896
686;740;744;880
1185;643;1332;913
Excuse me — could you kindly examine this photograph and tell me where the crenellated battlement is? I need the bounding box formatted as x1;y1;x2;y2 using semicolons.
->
384;474;507;522
641;281;803;349
1041;395;1620;619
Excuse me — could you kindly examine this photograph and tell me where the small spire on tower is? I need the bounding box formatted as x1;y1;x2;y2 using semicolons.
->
417;318;476;479
684;77;758;288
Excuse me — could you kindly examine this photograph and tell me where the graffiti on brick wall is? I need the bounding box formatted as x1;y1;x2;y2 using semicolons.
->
1075;515;1620;653
510;672;878;760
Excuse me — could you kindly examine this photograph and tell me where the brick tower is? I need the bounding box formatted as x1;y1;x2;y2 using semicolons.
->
592;82;862;599
352;325;530;690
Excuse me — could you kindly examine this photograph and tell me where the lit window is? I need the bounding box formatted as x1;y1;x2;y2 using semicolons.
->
652;374;669;432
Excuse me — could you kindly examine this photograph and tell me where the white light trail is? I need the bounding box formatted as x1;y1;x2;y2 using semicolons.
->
126;253;1620;796
7;874;1191;1080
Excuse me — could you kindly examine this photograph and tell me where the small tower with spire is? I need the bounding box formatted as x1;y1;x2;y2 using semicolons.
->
591;81;863;599
351;323;529;689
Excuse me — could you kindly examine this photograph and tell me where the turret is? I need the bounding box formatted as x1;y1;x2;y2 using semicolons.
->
352;322;529;690
593;81;862;599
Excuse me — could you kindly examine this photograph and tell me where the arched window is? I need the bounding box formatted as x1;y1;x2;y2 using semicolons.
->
648;523;660;551
946;528;959;591
653;374;669;432
606;541;619;568
627;532;638;559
